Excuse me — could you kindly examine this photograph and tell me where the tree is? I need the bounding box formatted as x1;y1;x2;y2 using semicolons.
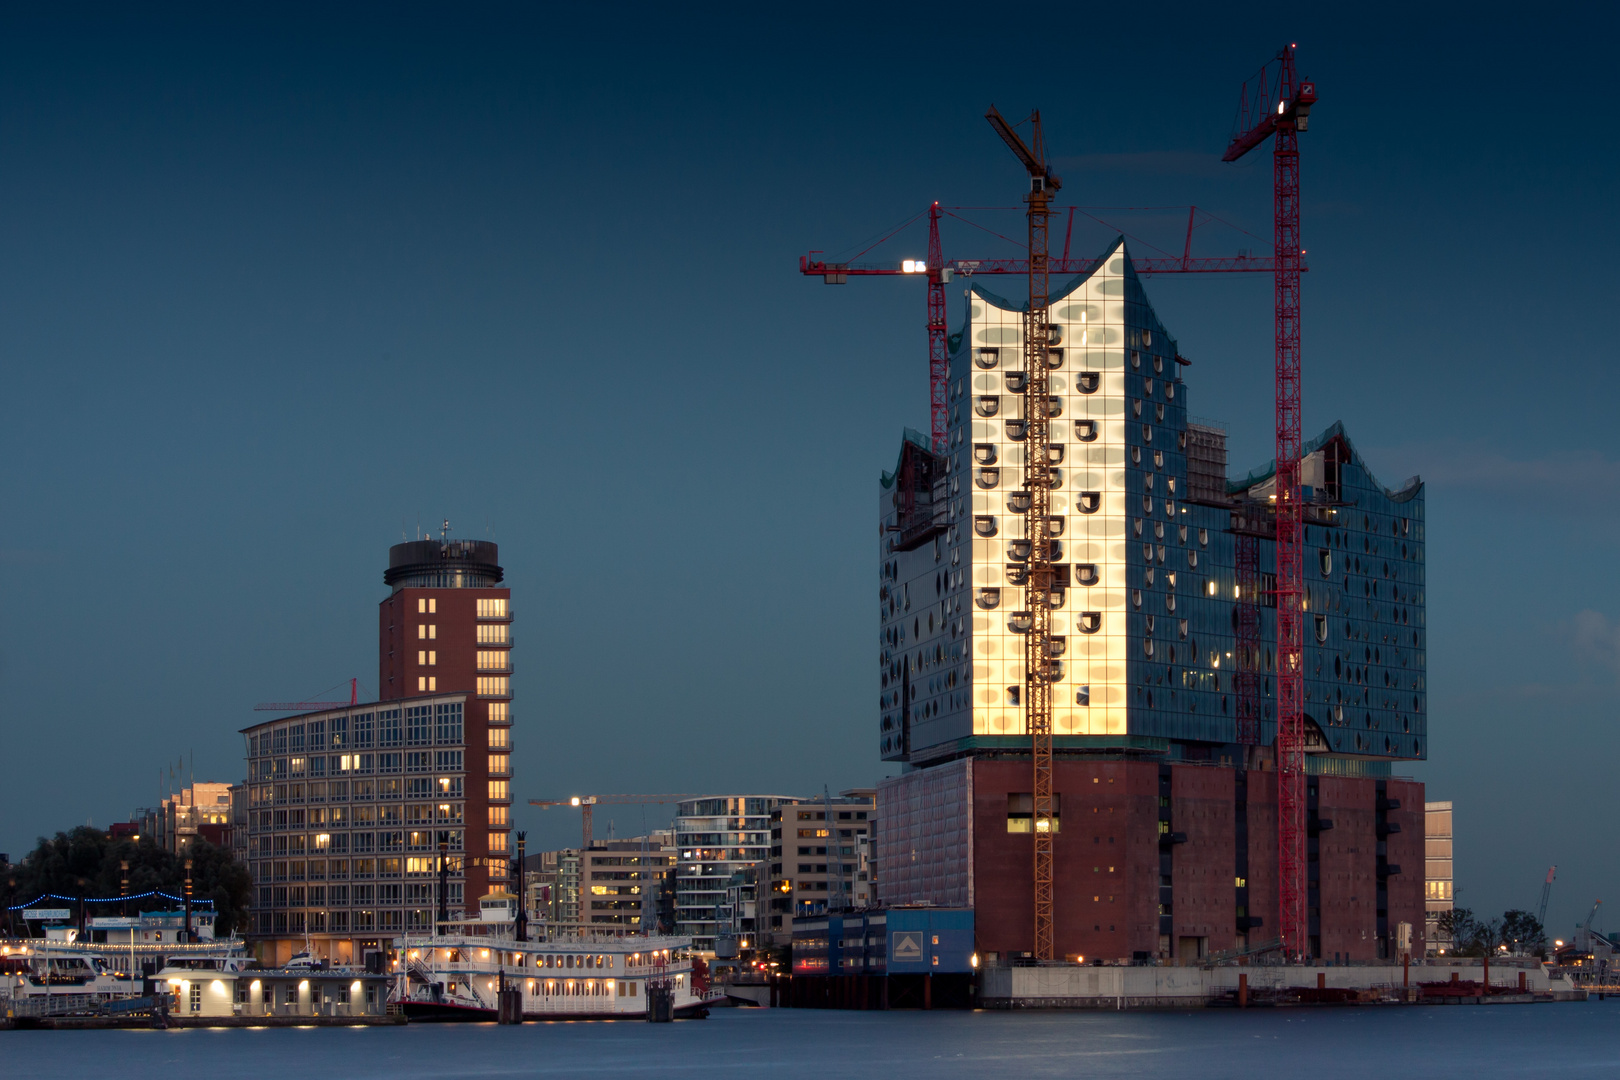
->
1436;908;1502;957
1501;909;1548;957
9;827;251;936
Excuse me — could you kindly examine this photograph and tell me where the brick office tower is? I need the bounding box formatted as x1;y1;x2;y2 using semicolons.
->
876;240;1426;965
380;539;514;913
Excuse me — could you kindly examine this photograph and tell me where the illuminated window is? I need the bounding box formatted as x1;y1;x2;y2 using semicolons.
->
489;832;508;852
488;727;509;748
477;623;509;644
417;598;437;614
1006;793;1060;833
488;805;508;826
487;702;510;724
477;677;510;697
489;780;510;801
476;598;508;618
488;754;510;775
476;651;509;672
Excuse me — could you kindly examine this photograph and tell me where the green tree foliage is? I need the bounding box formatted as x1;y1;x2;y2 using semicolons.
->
5;827;250;936
1501;909;1548;956
1437;907;1546;958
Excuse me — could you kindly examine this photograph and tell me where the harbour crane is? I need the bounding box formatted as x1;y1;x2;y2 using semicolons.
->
254;678;359;712
1538;866;1556;927
1219;43;1316;960
528;794;700;850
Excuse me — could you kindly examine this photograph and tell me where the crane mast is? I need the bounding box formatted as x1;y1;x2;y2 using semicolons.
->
986;105;1060;961
1222;45;1315;959
927;204;949;454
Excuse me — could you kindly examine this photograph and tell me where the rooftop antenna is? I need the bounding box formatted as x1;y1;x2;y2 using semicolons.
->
441;519;451;542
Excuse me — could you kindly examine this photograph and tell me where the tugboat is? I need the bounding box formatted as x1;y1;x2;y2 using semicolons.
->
392;891;713;1020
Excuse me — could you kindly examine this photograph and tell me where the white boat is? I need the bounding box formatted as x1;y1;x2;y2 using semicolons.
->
1;944;139;1012
2;934;252;1015
391;892;714;1021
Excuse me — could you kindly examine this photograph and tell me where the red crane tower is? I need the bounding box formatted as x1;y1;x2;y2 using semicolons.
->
1221;43;1317;960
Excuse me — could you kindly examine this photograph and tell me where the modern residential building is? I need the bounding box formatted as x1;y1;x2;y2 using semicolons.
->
675;795;796;953
241;692;473;965
580;832;677;931
876;240;1427;963
763;791;876;943
133;783;234;854
239;537;514;965
1424;800;1454;954
229;782;250;869
717;863;764;952
523;848;581;925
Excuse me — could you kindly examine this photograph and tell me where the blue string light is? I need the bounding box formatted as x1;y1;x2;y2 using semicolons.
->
6;890;215;912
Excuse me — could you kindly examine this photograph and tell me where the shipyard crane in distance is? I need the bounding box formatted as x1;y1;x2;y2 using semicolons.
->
528;794;700;850
254;678;359;712
1220;43;1316;961
984;103;1061;963
1538;866;1557;927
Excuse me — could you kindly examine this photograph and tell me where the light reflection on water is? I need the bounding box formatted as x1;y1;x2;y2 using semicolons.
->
6;1002;1619;1079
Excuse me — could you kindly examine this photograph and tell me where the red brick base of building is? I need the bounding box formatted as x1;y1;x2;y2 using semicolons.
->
878;757;1423;964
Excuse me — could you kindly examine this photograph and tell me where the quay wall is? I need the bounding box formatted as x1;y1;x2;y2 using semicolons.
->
978;959;1569;1009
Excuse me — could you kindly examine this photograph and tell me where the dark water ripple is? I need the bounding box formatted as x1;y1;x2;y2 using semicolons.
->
6;1001;1618;1079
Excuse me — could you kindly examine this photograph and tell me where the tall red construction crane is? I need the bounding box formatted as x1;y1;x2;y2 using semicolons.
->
1221;43;1316;960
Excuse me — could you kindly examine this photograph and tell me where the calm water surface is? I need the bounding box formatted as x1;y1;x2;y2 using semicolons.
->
7;1001;1617;1078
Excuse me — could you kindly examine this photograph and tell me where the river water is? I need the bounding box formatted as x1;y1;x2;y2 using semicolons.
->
7;1001;1617;1078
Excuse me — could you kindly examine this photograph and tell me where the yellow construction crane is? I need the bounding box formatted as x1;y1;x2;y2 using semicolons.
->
985;105;1062;962
528;794;700;849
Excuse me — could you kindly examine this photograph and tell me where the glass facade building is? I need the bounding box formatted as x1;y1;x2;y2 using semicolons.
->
674;795;794;953
879;240;1426;772
1424;799;1454;954
241;694;470;967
